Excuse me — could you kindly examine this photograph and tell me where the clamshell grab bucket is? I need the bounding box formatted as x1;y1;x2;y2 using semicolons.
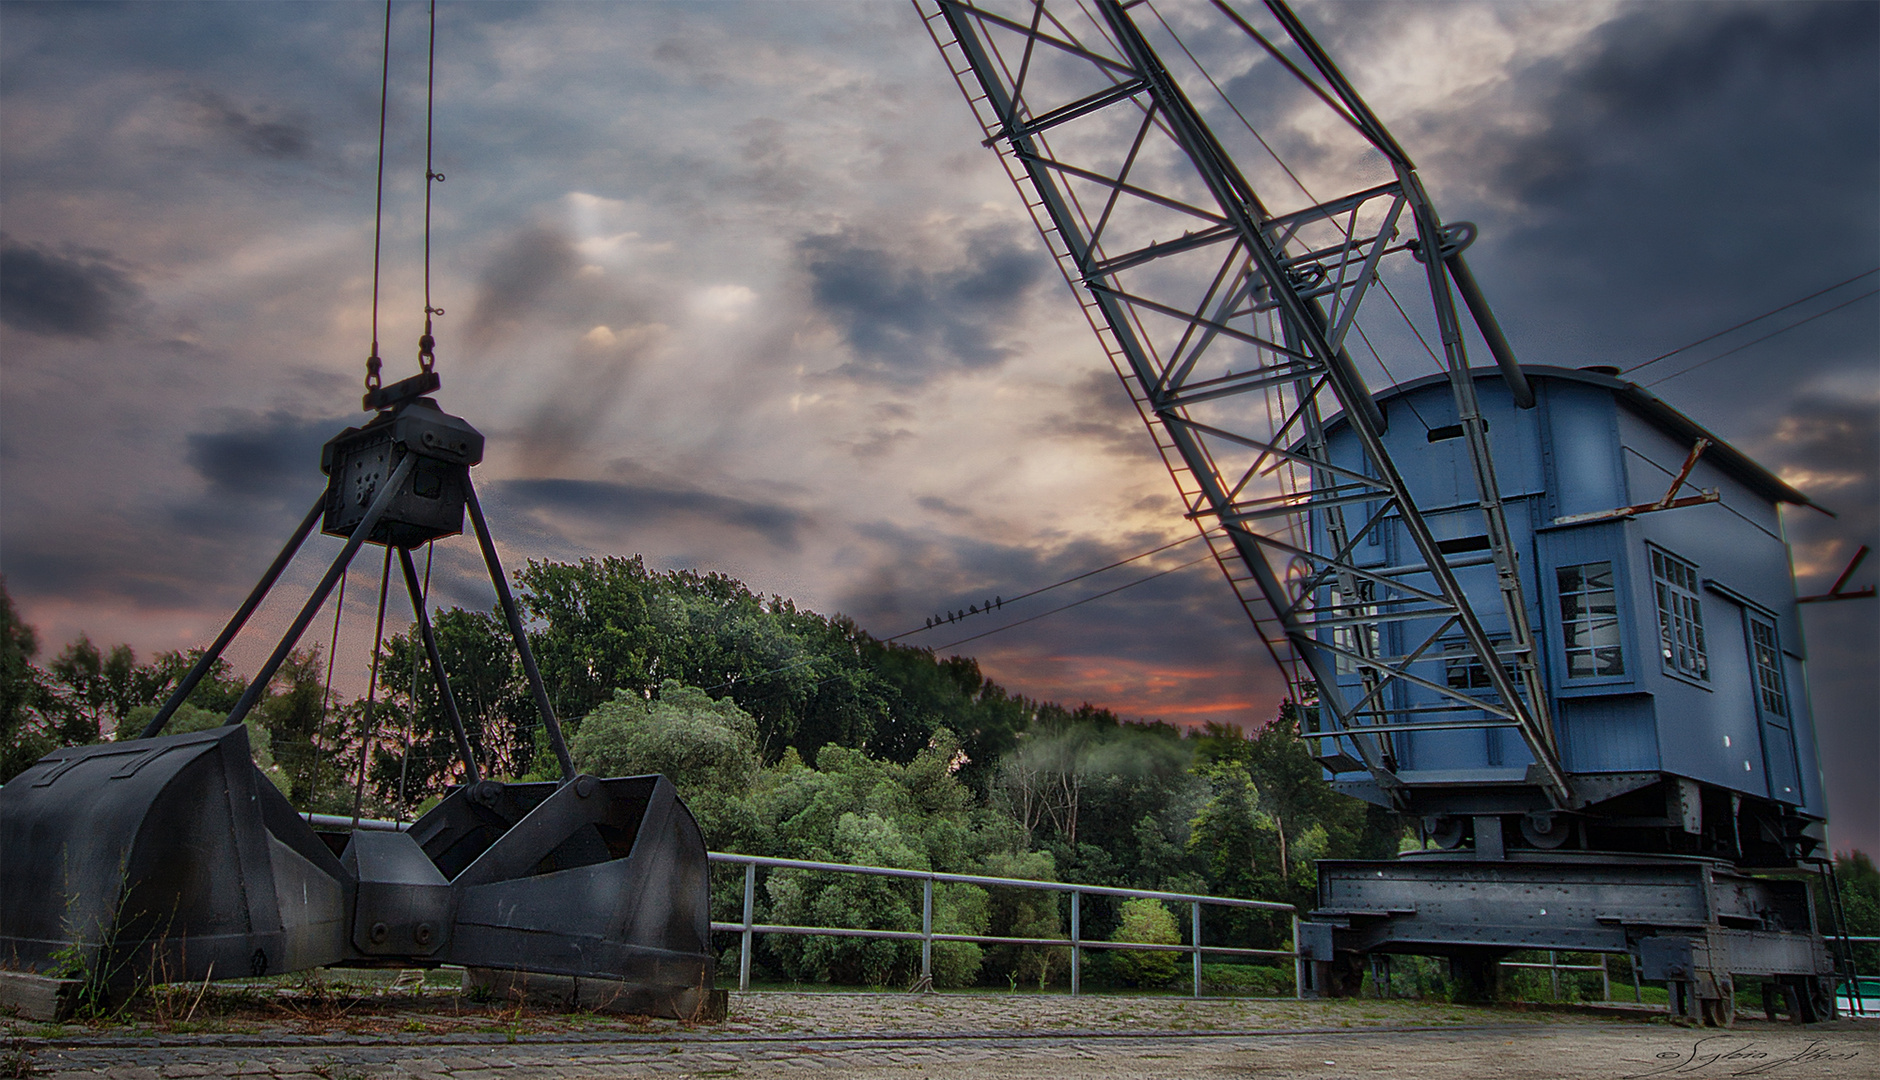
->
415;774;715;1013
0;725;713;1016
0;724;349;991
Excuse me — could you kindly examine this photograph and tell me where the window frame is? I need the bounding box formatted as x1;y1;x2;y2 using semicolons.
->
1746;613;1790;720
1555;559;1626;682
1649;546;1711;685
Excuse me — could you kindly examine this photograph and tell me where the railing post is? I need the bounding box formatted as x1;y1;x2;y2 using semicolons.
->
1191;901;1202;998
1292;915;1304;1000
1600;953;1611;1002
1070;890;1081;998
740;860;756;992
922;875;934;986
1549;950;1560;1001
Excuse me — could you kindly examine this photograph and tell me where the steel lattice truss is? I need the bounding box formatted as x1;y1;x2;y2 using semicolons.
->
918;0;1574;808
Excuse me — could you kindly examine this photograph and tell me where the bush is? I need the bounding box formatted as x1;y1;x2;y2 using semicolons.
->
1107;898;1180;987
1199;962;1293;996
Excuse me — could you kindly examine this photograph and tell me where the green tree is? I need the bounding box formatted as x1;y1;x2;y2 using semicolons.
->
516;555;664;720
570;679;762;848
1237;705;1340;884
361;608;529;811
980;849;1068;988
110;651;252;740
256;648;338;807
1000;712;1204;898
734;732;1005;987
1190;706;1365;886
1833;850;1879;972
44;635;137;745
0;579;54;781
571;680;759;786
121;701;284;786
131;648;249;718
1107;897;1180;987
1187;756;1271;897
513;555;1037;773
764;809;989;988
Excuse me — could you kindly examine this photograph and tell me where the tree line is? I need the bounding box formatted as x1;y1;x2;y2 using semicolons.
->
3;560;1873;990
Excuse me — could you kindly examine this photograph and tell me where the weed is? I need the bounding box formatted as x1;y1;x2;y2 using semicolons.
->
0;1039;32;1079
266;971;362;1033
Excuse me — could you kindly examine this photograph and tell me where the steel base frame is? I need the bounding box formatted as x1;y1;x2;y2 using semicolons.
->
1298;853;1836;1025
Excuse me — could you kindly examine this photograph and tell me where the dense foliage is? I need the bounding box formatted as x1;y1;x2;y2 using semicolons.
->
1;562;1417;989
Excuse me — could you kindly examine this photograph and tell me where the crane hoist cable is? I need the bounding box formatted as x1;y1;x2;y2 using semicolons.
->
419;0;445;374
365;0;392;394
348;0;448;822
365;0;448;393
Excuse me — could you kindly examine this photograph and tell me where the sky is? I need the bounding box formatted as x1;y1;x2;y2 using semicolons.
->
1;1;1874;853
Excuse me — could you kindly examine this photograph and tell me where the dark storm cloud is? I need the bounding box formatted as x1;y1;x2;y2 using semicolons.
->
184;88;313;160
1763;395;1880;532
1471;1;1878;341
493;477;806;552
1501;2;1873;194
2;527;213;610
1041;370;1161;462
5;472;325;612
834;521;1271;722
0;234;140;337
186;410;351;500
838;522;1213;639
1763;394;1880;856
800;227;1046;383
463;226;581;346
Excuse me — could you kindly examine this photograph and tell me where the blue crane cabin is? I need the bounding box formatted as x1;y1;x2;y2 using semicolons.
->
1313;366;1827;862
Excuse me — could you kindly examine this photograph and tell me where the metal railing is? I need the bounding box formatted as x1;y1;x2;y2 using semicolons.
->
1498;951;1629;1002
706;852;1300;999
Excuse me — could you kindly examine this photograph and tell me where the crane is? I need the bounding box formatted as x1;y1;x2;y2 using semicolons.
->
918;0;1569;812
921;0;1844;1022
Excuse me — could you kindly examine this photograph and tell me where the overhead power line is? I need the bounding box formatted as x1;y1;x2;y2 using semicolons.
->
887;531;1207;641
1625;267;1879;376
533;548;1219;737
930;553;1216;653
688;533;1213;699
1644;287;1879;388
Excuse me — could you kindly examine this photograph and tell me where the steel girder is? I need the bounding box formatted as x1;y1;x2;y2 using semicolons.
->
918;0;1572;808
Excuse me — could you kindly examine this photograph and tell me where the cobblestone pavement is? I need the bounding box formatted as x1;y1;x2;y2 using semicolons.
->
6;992;1874;1079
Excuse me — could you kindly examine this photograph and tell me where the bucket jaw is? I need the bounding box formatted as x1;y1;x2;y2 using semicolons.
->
0;724;349;993
416;775;715;1014
0;725;713;1016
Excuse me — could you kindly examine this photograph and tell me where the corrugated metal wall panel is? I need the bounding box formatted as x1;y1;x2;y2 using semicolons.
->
1556;695;1660;773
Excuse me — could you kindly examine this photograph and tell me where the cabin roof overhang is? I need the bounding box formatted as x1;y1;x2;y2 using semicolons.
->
1329;365;1821;512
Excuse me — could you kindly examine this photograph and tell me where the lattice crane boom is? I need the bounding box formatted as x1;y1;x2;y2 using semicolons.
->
918;0;1575;809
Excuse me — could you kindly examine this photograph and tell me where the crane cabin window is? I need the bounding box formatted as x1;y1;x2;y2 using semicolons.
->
1650;549;1709;681
1748;615;1789;719
1443;637;1516;690
1557;561;1623;678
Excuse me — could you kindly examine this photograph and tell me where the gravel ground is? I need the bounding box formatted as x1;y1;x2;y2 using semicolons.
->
4;989;1873;1080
